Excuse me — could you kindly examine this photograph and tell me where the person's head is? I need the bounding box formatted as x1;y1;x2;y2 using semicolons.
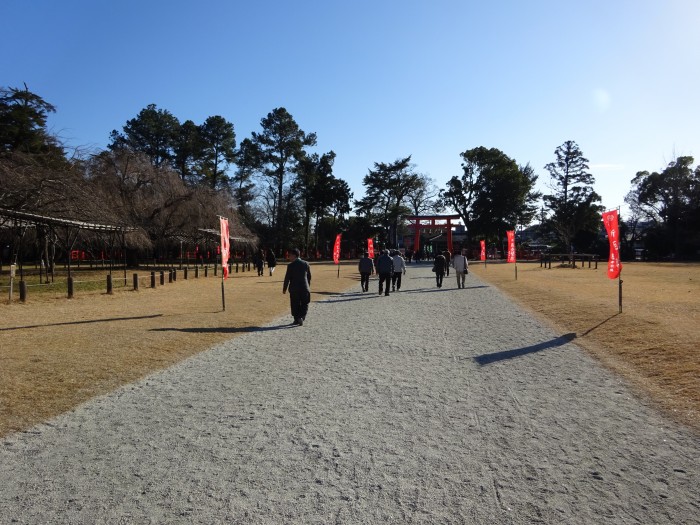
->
363;251;369;258
382;249;389;255
289;248;300;260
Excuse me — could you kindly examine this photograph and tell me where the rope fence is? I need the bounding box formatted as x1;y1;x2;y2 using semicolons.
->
1;263;237;304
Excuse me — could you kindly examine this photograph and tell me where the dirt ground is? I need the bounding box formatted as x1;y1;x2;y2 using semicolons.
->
469;260;700;430
1;260;698;437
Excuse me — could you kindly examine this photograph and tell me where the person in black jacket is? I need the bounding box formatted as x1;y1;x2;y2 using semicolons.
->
266;249;277;276
375;249;394;296
433;251;447;288
357;251;375;292
282;248;312;326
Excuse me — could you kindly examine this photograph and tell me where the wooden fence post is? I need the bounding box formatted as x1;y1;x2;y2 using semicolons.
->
67;276;74;299
184;267;188;280
160;271;165;285
151;271;156;288
19;281;27;303
133;273;139;291
107;274;113;294
195;266;199;278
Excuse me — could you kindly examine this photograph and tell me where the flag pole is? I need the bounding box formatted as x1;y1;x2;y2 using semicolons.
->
617;207;622;313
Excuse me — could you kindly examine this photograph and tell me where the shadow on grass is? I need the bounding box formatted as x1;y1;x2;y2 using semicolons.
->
473;333;577;365
0;314;164;332
579;313;620;337
150;324;294;334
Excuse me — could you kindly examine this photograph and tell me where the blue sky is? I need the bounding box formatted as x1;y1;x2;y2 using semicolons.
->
3;0;699;219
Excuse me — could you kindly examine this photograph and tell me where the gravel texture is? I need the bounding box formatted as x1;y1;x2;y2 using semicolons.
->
1;266;698;524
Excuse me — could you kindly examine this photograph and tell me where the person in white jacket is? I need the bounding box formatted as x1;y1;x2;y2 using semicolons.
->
391;250;406;292
452;250;469;289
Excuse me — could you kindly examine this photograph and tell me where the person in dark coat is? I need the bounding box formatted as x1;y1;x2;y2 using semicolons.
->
254;249;265;276
375;249;394;296
433;251;447;288
266;249;277;276
282;248;311;325
357;251;375;293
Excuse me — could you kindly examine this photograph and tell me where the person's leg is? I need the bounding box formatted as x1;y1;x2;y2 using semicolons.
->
391;273;396;291
396;272;402;291
289;291;300;323
378;274;384;295
299;291;311;322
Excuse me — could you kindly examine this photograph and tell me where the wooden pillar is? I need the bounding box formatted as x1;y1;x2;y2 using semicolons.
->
413;219;421;255
447;219;454;254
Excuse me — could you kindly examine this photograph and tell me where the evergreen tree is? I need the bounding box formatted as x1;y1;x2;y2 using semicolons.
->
543;141;602;252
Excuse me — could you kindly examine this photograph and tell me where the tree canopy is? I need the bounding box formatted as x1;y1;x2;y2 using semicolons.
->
542;140;602;251
442;147;539;242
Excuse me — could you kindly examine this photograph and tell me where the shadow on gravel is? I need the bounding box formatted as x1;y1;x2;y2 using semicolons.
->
473;333;577;365
321;293;377;303
0;314;164;332
403;285;489;294
150;324;294;334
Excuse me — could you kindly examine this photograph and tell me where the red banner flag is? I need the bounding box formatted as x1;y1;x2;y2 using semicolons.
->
480;240;486;261
333;233;342;264
220;217;230;279
506;230;516;263
602;210;622;279
367;238;374;259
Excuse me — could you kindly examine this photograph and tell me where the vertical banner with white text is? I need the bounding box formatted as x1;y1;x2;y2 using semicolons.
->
333;234;342;264
367;238;374;259
480;240;486;261
220;217;230;279
506;230;516;263
602;210;622;279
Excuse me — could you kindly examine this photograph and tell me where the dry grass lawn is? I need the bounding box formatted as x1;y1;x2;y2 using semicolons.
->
1;260;698;436
0;262;358;437
470;260;699;430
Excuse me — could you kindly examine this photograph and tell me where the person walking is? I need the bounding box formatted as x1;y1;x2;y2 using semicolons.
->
391;250;406;292
358;251;375;292
282;248;311;326
433;251;447;288
266;249;277;276
254;249;265;276
453;250;469;288
444;249;452;277
376;249;394;296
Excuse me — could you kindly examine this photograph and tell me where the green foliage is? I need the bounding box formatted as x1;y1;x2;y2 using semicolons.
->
627;156;700;258
0;85;65;163
355;156;421;246
543;140;602;251
249;107;317;253
109;104;180;167
442;147;540;242
196;115;236;190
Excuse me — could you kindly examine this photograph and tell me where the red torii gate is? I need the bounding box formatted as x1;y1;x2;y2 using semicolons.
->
407;214;461;254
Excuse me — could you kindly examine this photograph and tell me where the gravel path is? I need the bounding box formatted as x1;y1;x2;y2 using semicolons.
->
1;266;698;524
